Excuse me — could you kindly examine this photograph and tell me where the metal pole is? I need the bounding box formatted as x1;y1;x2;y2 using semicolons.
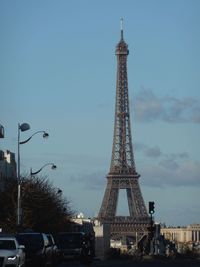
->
136;231;138;249
17;123;21;227
16;124;47;227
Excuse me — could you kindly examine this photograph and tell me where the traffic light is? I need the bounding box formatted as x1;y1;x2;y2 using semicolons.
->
149;201;155;214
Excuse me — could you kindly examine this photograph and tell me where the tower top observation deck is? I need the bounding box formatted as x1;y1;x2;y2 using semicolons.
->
116;18;129;56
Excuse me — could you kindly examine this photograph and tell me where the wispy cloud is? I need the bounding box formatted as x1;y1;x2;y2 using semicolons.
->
135;142;199;187
159;158;179;170
141;160;200;187
135;142;190;162
69;171;106;190
68;143;199;189
71;158;200;189
133;88;200;123
135;143;162;158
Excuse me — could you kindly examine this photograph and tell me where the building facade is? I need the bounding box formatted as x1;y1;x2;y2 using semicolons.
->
161;224;200;244
0;124;4;138
0;150;17;191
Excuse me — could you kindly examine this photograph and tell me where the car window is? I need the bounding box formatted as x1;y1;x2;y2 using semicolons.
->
47;235;53;246
0;240;16;250
16;234;44;250
43;234;50;247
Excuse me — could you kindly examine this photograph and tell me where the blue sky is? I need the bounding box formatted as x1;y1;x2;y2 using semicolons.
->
0;0;200;226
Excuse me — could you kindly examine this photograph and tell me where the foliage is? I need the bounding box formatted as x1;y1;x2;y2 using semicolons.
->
0;176;74;233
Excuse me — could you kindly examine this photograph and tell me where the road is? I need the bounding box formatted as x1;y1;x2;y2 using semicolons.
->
57;258;200;267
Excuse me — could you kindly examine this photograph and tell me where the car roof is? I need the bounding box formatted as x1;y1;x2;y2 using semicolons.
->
56;232;85;235
17;232;43;235
0;236;17;240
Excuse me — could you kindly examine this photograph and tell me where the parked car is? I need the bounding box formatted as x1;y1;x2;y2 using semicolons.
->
46;233;61;265
53;232;85;260
16;232;53;267
0;236;25;267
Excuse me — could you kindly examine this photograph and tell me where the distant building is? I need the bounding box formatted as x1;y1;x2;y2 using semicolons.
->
93;220;110;260
161;224;200;252
72;213;95;237
0;124;4;138
0;150;17;191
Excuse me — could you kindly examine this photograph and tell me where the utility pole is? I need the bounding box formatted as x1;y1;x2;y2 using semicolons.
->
148;201;155;254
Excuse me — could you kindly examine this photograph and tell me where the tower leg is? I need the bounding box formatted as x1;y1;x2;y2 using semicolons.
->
99;178;119;219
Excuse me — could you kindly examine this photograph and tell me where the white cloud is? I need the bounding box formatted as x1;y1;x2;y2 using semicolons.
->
144;146;162;158
140;160;200;187
69;171;106;190
65;143;198;189
133;88;200;123
159;158;179;170
135;143;162;158
135;143;199;187
134;89;162;122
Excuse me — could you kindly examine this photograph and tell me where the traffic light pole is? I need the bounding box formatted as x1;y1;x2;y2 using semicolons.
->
148;201;155;255
150;213;154;239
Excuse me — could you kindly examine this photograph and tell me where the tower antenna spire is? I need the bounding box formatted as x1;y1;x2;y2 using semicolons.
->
120;17;124;40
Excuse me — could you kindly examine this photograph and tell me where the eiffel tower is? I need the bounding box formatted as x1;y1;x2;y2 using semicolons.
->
98;20;150;242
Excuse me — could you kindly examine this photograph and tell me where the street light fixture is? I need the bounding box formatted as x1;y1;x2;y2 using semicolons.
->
17;123;49;227
19;131;49;145
30;163;57;177
57;188;62;194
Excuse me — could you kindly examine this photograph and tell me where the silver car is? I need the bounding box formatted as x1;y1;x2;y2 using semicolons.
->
0;236;25;267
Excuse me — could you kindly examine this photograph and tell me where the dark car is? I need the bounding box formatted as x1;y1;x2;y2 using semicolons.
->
53;232;85;260
46;233;61;265
16;232;53;267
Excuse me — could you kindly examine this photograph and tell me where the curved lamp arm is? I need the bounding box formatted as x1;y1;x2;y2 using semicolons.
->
20;131;49;145
30;163;57;176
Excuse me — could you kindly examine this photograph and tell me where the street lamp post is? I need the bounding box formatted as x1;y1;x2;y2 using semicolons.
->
17;123;49;227
30;163;57;177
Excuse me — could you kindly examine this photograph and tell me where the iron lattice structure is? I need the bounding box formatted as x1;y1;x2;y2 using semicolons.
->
98;22;150;239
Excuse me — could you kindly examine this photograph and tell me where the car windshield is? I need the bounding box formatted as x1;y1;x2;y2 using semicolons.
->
17;234;43;250
0;240;16;250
